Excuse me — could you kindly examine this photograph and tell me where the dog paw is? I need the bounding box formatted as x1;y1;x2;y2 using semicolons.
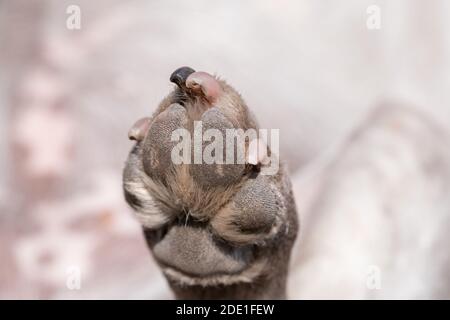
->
123;67;297;289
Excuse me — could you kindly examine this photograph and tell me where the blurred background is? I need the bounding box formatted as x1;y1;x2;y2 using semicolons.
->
0;0;449;299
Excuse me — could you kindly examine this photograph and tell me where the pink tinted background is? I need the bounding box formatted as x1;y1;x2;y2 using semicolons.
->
1;0;449;299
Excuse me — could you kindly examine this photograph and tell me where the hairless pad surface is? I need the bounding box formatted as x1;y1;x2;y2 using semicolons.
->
231;176;279;233
210;175;280;244
142;103;188;182
190;107;246;187
153;225;252;276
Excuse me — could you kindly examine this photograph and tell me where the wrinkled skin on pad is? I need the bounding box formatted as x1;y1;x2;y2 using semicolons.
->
123;67;298;299
153;225;253;277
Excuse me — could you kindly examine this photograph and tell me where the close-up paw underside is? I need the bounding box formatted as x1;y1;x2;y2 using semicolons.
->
123;66;298;299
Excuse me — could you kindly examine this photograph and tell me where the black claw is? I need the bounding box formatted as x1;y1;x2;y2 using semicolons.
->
170;66;195;88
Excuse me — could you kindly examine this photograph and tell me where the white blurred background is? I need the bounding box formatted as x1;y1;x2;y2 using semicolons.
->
0;0;449;299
